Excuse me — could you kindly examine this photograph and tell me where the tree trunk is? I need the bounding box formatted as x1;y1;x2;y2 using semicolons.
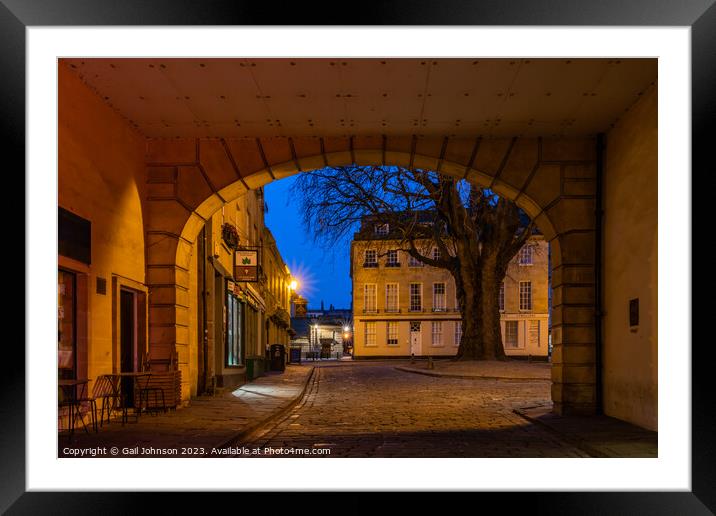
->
478;271;506;360
454;255;506;361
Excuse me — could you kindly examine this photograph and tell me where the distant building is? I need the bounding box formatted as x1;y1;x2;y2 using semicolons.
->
350;216;549;359
290;297;352;359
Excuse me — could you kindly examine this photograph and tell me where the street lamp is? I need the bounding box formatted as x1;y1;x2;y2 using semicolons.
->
289;279;298;291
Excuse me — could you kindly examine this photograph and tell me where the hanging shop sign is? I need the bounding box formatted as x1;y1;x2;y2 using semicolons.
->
234;249;259;282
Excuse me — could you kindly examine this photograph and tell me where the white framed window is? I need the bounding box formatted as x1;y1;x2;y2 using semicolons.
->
432;247;441;261
387;321;399;346
519;281;532;311
365;322;377;347
386;249;400;267
499;282;505;312
454;321;462;346
409;283;422;312
364;249;377;267
385;283;399;313
432;283;446;311
431;321;443;347
364;284;377;313
505;320;519;348
518;245;534;265
374;223;389;236
408;254;423;267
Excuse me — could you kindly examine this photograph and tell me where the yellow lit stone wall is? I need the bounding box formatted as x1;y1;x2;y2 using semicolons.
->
603;83;658;431
261;227;292;349
58;63;147;383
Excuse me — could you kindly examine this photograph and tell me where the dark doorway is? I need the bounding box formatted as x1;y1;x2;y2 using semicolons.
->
120;288;137;407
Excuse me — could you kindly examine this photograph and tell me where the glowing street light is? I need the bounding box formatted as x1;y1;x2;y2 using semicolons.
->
289;279;298;291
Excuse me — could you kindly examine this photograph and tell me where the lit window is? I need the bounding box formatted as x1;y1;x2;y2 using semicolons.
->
409;283;422;312
432;247;441;261
365;322;376;347
505;320;519;348
364;249;377;267
385;283;399;312
431;321;443;347
519;281;532;311
519;245;534;265
386;249;400;267
374;224;389;236
364;284;377;313
432;283;446;311
454;321;462;346
499;282;505;311
387;322;399;346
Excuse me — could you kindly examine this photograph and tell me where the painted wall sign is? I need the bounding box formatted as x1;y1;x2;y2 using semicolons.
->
234;249;259;282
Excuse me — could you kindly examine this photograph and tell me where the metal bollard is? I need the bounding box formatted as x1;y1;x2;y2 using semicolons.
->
428;356;434;370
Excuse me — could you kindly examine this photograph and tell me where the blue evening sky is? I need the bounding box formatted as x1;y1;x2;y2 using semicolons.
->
264;174;353;310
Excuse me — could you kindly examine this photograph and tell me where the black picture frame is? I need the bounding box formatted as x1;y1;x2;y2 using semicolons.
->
5;0;711;513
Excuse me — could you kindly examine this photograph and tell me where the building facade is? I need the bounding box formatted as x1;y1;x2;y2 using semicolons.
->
185;187;293;392
350;221;549;359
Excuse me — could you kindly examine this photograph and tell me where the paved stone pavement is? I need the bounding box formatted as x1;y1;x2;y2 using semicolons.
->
58;360;656;459
395;358;552;380
58;365;314;457
240;361;591;458
515;405;657;458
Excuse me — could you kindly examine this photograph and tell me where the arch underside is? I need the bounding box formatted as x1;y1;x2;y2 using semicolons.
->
145;135;598;415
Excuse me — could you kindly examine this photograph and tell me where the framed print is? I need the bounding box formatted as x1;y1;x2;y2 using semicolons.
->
5;0;713;512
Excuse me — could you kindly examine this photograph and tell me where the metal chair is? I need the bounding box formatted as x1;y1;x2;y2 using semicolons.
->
139;381;167;415
59;384;97;433
85;374;122;426
139;354;168;415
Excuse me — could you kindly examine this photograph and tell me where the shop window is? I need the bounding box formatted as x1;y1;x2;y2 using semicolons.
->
58;269;76;380
226;291;243;366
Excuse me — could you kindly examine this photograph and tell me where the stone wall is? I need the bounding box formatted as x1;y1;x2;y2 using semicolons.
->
58;63;147;382
603;84;658;431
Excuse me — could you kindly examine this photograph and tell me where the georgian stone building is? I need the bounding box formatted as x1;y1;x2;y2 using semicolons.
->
350;219;549;359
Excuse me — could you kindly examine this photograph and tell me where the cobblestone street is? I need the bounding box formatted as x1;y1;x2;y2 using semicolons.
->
241;361;590;458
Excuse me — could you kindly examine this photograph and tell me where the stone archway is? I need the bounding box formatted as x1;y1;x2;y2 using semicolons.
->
145;135;598;415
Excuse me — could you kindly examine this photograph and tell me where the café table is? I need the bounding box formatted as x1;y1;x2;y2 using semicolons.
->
102;372;152;424
58;378;92;434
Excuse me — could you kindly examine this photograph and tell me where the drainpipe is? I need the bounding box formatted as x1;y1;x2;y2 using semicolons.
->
595;133;605;415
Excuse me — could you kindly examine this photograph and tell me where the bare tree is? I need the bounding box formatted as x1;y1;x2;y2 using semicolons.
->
293;166;535;361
